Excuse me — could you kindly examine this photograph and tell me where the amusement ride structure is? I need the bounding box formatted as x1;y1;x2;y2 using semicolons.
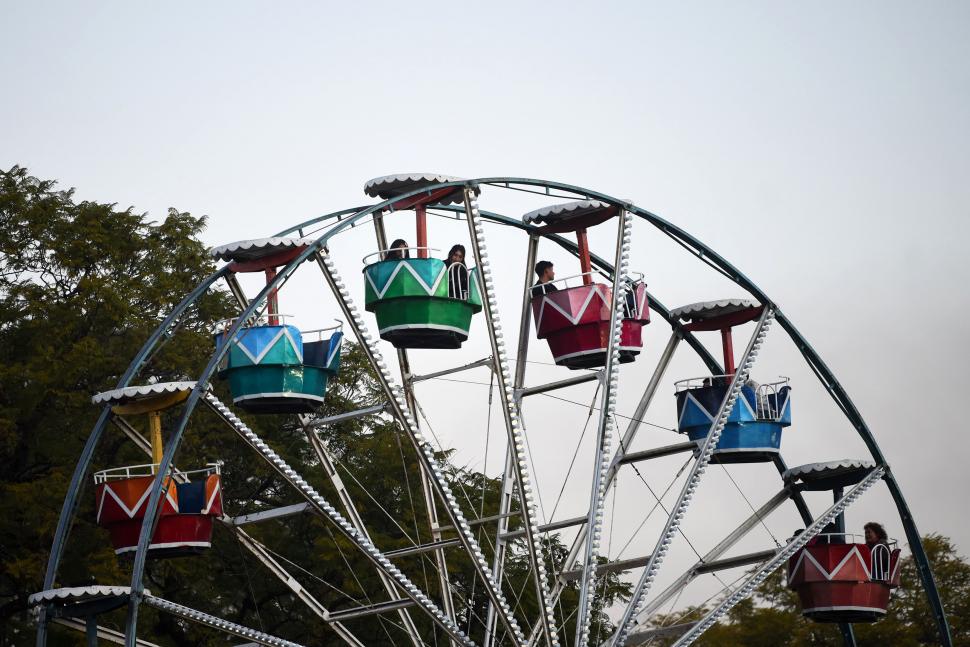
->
30;175;951;646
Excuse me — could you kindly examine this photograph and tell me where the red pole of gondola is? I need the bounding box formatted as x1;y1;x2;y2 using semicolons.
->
416;203;428;259
577;228;592;286
721;327;735;377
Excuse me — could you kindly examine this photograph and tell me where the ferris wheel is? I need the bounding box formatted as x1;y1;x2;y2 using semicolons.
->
30;174;952;647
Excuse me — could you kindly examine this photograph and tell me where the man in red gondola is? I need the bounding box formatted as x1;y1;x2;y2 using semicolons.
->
531;260;558;298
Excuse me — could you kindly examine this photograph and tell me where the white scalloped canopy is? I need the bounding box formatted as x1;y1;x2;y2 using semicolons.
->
784;459;876;490
210;237;314;263
363;173;473;205
28;585;147;606
92;381;199;406
522;199;615;225
670;298;759;321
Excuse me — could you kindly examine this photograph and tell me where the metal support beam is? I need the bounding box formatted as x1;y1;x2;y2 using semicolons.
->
301;416;424;646
617;441;698;466
626;622;697;646
631;487;791;625
229;526;364;644
464;188;559;646
205;394;476;646
305;404;389;428
438;510;519;533
576;208;634;647
516;372;601;399
694;548;778;574
385;538;461;558
230;503;311;526
224;272;250;311
411;356;493;383
485;232;539;647
142;593;305;647
370;207;457;632
50;618;162;647
528;332;683;647
560;554;655;583
501;514;588;541
396;347;458;630
327;599;418;623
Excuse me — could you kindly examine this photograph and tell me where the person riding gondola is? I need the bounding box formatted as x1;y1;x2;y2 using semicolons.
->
865;521;891;579
387;238;410;260
531;260;558;298
445;244;469;299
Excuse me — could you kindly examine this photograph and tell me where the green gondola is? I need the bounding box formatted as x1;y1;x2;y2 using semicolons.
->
363;257;482;349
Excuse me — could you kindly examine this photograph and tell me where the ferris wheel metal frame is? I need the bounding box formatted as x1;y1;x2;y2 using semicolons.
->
32;176;951;647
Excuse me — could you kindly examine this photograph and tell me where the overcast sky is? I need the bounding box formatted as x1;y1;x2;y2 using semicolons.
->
4;0;969;624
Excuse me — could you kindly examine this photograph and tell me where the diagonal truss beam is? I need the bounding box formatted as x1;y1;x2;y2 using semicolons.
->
464;189;561;647
142;593;305;647
204;393;476;646
628;487;791;627
301;416;424;646
575;208;634;647
673;466;887;645
315;248;526;645
610;307;775;646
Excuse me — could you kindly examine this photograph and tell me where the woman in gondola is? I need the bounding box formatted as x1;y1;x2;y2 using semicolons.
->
387;239;410;260
445;244;469;299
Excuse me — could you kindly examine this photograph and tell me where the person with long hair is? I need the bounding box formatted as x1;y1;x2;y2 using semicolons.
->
445;244;468;299
386;238;409;260
864;521;889;546
864;521;891;579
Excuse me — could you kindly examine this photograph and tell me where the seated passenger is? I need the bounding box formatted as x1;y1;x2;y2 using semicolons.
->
864;521;889;547
445;244;469;299
386;239;410;260
531;261;558;298
865;521;891;579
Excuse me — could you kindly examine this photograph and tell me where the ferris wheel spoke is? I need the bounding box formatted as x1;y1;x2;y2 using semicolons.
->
522;331;682;647
315;249;528;646
301;415;426;647
464;188;561;647
609;307;775;647
398;347;460;630
484;231;538;647
671;466;887;646
203;393;477;646
142;593;306;647
574;208;634;647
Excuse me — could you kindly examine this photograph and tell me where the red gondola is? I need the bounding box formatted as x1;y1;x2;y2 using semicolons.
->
785;460;900;622
523;200;649;369
92;383;223;557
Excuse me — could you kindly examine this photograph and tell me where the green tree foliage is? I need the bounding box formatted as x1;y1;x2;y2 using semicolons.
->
0;165;237;643
0;166;630;645
647;534;969;646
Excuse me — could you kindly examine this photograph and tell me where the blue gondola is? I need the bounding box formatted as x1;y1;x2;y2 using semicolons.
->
671;299;793;463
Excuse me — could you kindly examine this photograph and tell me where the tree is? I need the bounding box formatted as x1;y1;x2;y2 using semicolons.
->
646;534;969;646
